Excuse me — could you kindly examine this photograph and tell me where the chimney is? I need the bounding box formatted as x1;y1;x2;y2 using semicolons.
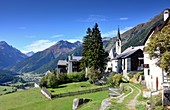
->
164;9;170;21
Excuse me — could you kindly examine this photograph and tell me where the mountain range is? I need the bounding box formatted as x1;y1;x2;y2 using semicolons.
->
25;51;35;57
0;41;28;69
9;40;82;73
0;9;165;74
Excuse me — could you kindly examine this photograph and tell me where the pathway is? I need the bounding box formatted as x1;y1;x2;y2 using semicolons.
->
117;86;134;103
127;83;142;110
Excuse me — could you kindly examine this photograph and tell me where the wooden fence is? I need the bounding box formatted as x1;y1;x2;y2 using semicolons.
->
52;86;108;98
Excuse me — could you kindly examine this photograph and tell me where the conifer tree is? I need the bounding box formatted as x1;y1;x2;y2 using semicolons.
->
145;21;170;74
81;28;92;70
81;23;108;83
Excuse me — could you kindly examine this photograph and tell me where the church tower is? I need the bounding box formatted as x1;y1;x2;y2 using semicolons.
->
116;26;121;54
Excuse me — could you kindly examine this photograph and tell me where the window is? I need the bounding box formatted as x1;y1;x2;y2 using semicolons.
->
148;69;150;76
144;64;149;68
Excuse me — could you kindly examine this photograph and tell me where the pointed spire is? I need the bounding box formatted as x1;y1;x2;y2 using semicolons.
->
117;26;121;40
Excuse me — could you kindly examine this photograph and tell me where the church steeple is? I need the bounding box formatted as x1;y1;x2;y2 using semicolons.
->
117;26;121;40
116;26;121;54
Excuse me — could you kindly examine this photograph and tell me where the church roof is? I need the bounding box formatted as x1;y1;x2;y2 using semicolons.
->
117;46;144;58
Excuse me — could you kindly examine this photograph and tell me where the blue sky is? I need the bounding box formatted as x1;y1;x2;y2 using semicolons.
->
0;0;169;53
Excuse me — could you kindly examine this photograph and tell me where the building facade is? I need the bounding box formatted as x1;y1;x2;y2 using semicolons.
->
144;9;170;91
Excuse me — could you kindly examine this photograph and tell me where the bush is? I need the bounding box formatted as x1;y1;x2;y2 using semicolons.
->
154;93;162;106
57;72;68;84
112;74;122;87
107;73;115;85
87;67;102;84
127;73;134;79
135;73;141;81
67;71;86;82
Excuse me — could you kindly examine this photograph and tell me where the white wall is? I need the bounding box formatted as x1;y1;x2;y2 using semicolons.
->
67;61;72;73
144;53;163;91
112;59;118;72
122;58;131;74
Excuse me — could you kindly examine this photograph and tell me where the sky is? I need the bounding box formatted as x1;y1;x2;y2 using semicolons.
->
0;0;170;53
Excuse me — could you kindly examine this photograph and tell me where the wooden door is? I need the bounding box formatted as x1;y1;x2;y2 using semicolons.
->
156;77;159;91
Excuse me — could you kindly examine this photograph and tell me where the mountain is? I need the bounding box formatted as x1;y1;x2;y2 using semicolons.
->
0;41;28;68
9;9;166;74
25;51;35;57
104;10;164;52
10;40;82;73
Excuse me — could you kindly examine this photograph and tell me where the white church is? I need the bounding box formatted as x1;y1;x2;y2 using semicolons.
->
106;27;144;74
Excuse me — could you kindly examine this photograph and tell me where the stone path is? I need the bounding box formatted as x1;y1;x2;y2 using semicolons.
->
127;83;142;110
100;83;144;110
117;86;134;103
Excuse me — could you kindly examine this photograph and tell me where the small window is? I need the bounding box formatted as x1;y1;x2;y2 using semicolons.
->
148;69;150;76
144;64;149;68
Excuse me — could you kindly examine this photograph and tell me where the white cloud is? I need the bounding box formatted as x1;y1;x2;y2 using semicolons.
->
22;40;57;53
119;17;129;20
102;26;133;38
77;15;107;22
67;39;82;43
51;34;64;38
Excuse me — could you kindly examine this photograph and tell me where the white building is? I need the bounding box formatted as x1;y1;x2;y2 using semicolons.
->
106;27;144;74
105;27;121;73
144;9;170;91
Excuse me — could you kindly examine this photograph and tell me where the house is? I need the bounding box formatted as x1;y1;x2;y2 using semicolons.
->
143;9;170;91
67;55;82;73
117;46;144;74
105;27;121;73
57;60;67;73
57;55;82;74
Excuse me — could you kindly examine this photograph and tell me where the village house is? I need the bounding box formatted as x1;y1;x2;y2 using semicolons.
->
57;55;82;74
143;9;170;91
57;60;67;73
106;28;144;75
117;46;144;75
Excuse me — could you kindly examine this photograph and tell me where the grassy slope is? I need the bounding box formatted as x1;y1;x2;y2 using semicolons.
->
47;81;107;95
0;88;108;110
0;86;14;95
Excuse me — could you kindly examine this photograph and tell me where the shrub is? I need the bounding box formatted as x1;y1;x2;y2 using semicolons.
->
154;93;162;106
135;73;141;81
127;73;134;79
40;76;47;88
67;71;86;82
107;73;115;86
112;74;122;87
87;67;102;84
57;72;68;84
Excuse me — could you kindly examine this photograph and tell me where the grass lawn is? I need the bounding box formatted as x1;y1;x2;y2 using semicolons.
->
0;86;15;95
47;81;108;95
0;88;108;110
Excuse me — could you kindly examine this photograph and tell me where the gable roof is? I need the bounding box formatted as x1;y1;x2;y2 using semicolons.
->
57;60;67;66
143;17;170;45
117;46;144;59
